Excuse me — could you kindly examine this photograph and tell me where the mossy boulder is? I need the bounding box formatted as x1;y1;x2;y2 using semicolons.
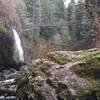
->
16;48;100;100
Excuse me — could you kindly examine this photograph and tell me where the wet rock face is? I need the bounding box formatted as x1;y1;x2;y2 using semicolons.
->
0;29;15;69
16;48;100;100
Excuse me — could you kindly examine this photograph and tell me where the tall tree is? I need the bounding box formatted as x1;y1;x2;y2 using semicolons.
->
65;0;77;42
75;0;91;40
54;0;65;19
65;0;76;21
85;0;100;47
40;0;55;23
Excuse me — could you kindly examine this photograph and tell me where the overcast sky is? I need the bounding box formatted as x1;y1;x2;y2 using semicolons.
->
64;0;79;7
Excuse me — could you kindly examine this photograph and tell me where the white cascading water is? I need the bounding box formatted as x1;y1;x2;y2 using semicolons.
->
12;29;24;62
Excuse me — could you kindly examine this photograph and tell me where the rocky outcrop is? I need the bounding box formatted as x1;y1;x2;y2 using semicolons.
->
16;48;100;100
0;27;16;69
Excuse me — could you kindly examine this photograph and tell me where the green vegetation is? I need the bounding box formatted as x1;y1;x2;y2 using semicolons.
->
0;0;100;99
65;0;91;42
0;27;15;67
47;52;71;65
15;49;100;100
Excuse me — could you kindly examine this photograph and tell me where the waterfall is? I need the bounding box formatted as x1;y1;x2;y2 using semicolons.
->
12;29;24;62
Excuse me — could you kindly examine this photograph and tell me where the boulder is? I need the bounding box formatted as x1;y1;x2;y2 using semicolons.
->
16;48;100;100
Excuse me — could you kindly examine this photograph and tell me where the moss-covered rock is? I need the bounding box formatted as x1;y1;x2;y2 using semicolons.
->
16;48;100;100
0;27;15;68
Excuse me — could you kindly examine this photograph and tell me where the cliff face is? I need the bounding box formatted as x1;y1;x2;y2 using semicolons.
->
0;0;23;67
0;27;15;68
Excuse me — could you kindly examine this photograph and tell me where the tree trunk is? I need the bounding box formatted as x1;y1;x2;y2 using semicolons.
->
85;0;100;47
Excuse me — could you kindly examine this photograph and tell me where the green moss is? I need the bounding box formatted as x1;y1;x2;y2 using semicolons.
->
0;26;15;67
70;51;100;99
16;65;46;100
35;59;55;72
76;50;100;61
16;49;100;100
71;58;100;79
47;52;71;65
